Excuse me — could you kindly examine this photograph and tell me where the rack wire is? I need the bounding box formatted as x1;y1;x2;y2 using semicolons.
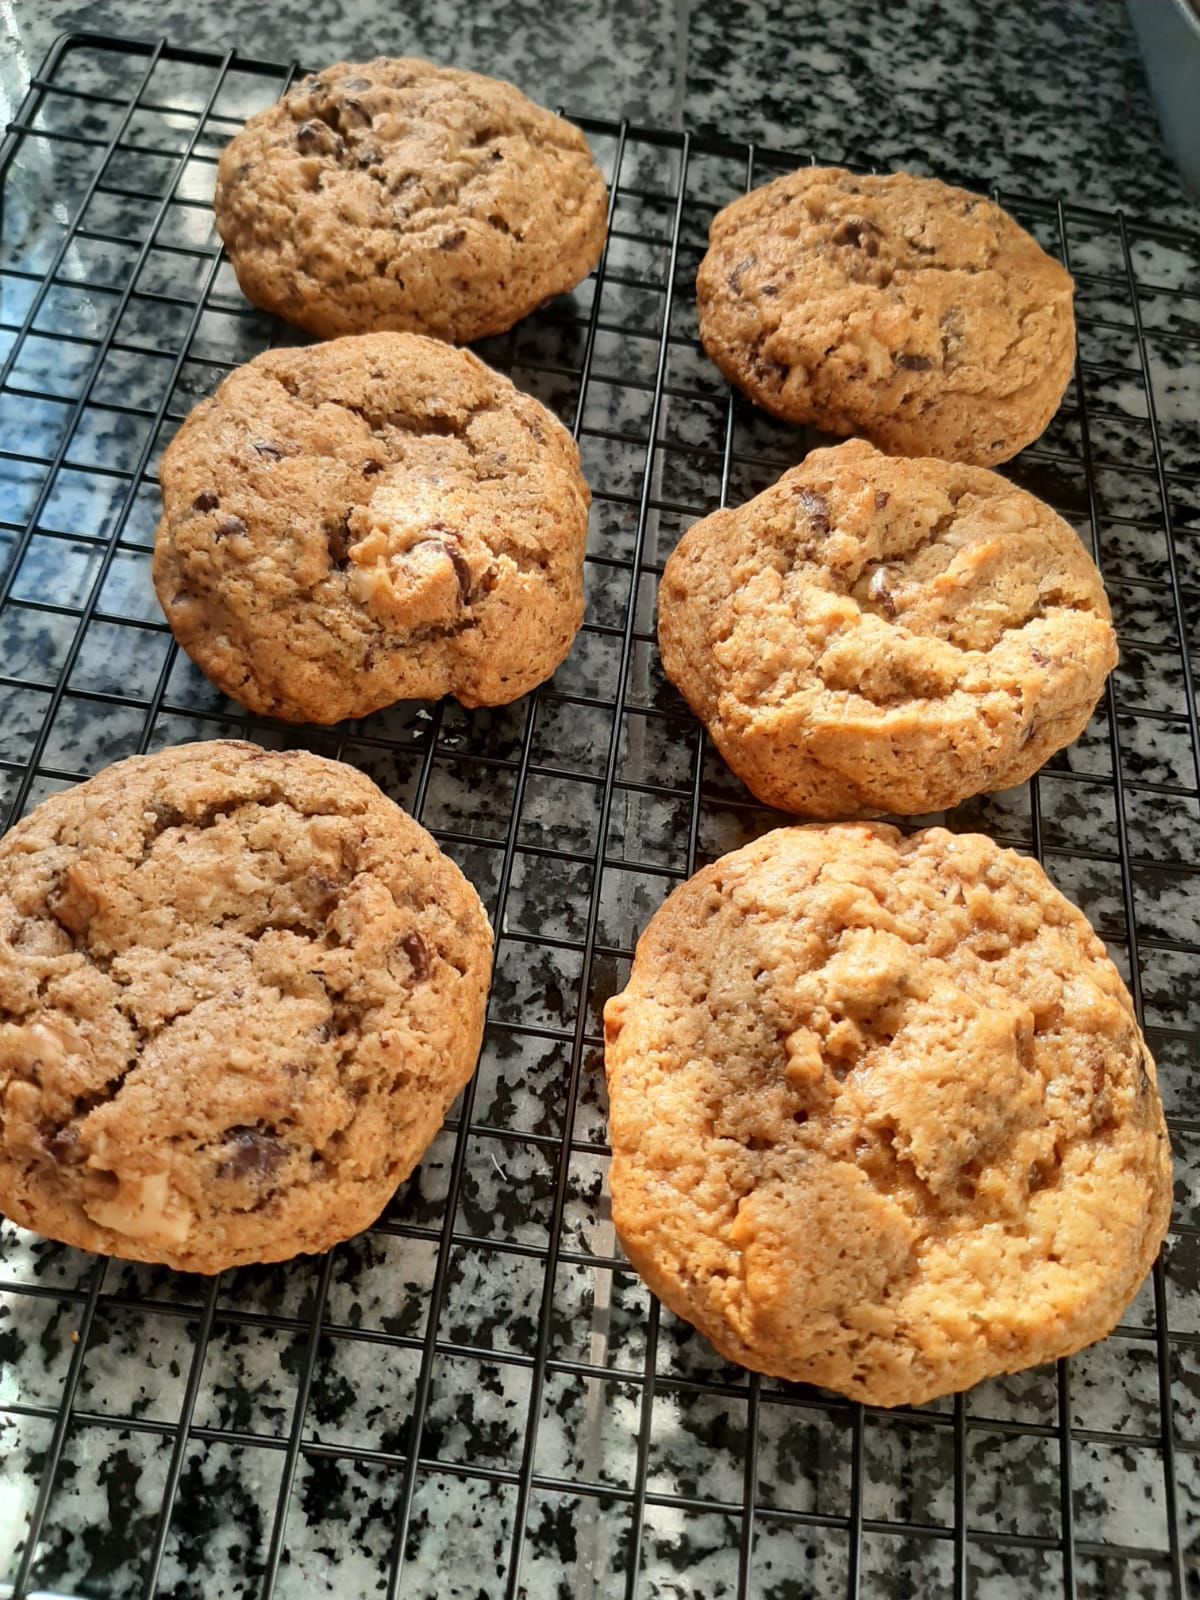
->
0;31;1197;1600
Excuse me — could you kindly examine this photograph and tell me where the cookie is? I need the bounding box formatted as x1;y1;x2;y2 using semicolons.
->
214;56;608;343
154;332;590;724
604;823;1171;1406
0;741;492;1274
696;167;1075;465
658;439;1116;818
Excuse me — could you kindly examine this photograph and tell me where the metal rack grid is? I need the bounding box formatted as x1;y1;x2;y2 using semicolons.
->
0;30;1197;1600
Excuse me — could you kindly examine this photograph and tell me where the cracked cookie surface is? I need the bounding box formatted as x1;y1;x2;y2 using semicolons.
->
214;56;608;342
696;167;1075;464
154;332;590;723
658;439;1116;818
604;823;1171;1406
0;741;492;1273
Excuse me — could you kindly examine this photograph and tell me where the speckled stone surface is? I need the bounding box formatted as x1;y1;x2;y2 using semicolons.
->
1;2;1198;1597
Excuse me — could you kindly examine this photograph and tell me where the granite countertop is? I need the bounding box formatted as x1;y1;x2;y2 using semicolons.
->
4;0;1199;218
1;2;1197;1598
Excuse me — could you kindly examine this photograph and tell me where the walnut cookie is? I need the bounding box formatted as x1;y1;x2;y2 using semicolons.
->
604;823;1172;1407
696;167;1075;465
154;332;590;724
658;439;1116;818
215;56;608;343
0;742;492;1274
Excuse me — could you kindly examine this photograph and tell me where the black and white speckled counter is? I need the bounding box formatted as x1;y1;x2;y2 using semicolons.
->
5;0;1199;218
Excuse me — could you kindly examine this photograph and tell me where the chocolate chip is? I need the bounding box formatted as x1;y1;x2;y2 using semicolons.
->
327;519;351;568
297;119;341;155
217;1126;286;1181
833;216;881;256
252;441;283;459
340;75;371;91
439;229;467;252
401;930;430;981
875;490;890;510
47;1125;82;1165
445;544;472;604
796;487;830;537
490;148;504;162
761;283;779;296
192;491;219;512
214;515;246;540
753;357;789;386
867;567;897;616
337;96;371;128
728;253;756;293
362;459;384;477
896;353;933;371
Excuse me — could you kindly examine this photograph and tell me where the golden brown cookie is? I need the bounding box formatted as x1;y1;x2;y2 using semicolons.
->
696;167;1075;465
0;741;492;1274
154;332;590;724
658;439;1116;818
604;823;1171;1407
214;56;608;342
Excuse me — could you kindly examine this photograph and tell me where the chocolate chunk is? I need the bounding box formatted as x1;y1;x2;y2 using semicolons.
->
401;930;430;980
875;491;890;510
728;253;757;293
796;487;830;537
192;491;219;512
327;518;351;568
867;567;897;616
362;459;384;476
833;216;880;257
217;1125;286;1181
340;75;371;91
252;441;283;459
439;229;467;252
896;353;933;371
214;515;246;540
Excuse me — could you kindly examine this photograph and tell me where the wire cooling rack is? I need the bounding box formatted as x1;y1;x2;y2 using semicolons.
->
0;30;1198;1600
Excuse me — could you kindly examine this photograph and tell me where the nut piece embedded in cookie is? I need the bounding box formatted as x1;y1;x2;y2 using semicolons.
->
658;439;1116;818
603;823;1172;1407
697;166;1075;465
152;332;590;724
214;56;609;343
0;740;493;1274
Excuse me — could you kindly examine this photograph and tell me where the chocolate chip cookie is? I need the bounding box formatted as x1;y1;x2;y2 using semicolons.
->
604;823;1171;1406
658;439;1116;818
214;56;608;343
697;167;1075;465
0;741;492;1273
154;332;590;724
